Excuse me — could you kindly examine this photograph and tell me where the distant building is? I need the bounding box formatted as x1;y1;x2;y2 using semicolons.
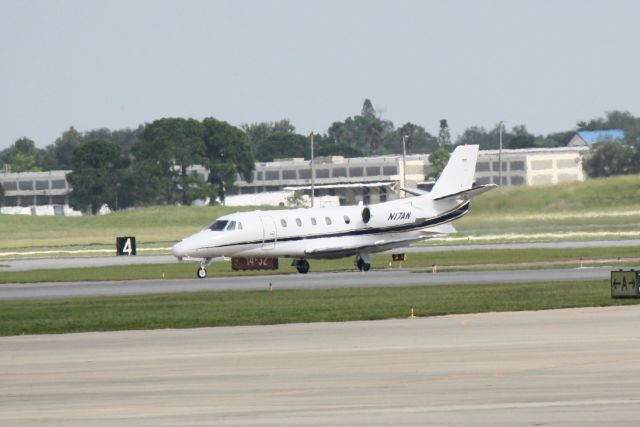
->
229;155;434;205
474;147;588;186
0;170;71;207
567;129;625;147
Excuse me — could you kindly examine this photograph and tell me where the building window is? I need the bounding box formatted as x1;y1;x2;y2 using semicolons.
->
366;166;380;176
51;180;66;189
2;181;17;191
556;159;577;169
343;215;350;224
36;180;49;190
510;176;525;186
510;161;525;171
476;162;490;172
316;169;329;178
299;169;311;179
265;171;279;181
51;195;66;204
282;170;296;179
382;166;398;175
350;167;363;177
311;217;317;225
476;176;491;185
379;194;387;202
325;216;332;225
296;218;302;227
280;219;287;227
492;162;507;171
4;196;18;206
531;160;552;170
18;181;33;190
256;171;263;180
332;167;347;178
36;195;49;205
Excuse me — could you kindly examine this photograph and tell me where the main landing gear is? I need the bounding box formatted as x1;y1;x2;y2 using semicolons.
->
196;258;212;279
294;259;310;274
355;255;371;272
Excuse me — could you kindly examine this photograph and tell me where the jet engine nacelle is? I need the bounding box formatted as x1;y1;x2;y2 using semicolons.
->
361;203;416;228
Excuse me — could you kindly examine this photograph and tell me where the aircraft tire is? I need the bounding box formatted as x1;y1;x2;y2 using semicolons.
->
362;262;371;272
296;259;310;274
197;267;207;279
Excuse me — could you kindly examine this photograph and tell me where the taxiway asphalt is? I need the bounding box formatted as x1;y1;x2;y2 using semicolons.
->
2;305;639;426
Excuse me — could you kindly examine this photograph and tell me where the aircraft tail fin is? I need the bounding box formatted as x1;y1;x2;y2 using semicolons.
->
429;145;480;199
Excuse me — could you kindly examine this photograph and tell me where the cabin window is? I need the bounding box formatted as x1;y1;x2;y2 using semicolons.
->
311;217;317;226
237;222;243;230
325;216;332;225
280;219;287;227
226;221;236;231
343;215;350;224
208;220;228;231
296;218;302;227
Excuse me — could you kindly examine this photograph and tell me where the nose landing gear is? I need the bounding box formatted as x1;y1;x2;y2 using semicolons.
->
196;258;212;279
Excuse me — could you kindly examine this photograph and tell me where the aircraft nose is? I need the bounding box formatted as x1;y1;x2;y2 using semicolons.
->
171;241;188;258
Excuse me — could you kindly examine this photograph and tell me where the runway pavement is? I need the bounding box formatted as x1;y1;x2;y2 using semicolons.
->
2;238;639;272
0;266;620;300
2;305;639;426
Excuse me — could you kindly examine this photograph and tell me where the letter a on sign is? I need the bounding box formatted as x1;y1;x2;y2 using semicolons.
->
116;236;137;256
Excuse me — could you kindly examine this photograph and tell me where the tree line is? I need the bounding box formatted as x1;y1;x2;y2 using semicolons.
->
2;102;640;210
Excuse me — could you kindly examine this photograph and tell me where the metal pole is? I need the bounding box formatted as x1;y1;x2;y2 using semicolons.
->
310;133;315;208
402;135;407;195
498;122;504;185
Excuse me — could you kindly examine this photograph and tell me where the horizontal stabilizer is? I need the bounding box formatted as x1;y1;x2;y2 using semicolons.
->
400;187;430;196
434;184;497;202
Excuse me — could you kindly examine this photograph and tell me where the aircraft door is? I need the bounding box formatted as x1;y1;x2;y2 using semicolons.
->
260;216;277;249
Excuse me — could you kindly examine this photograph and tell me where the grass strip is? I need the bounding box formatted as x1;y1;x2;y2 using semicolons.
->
1;280;639;336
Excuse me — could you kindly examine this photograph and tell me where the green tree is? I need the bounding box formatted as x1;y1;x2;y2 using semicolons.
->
584;142;635;178
67;140;130;213
45;126;83;169
438;119;451;147
133;118;208;205
201;117;255;201
0;138;44;172
241;120;295;154
428;148;451;179
255;132;310;161
326;99;393;155
384;123;438;154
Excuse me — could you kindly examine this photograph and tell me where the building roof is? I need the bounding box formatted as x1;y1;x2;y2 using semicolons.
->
575;129;625;145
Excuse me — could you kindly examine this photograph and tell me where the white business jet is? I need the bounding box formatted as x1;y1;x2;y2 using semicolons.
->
172;145;495;278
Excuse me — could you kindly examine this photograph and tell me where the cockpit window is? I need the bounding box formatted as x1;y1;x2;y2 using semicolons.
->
208;220;228;231
226;221;236;231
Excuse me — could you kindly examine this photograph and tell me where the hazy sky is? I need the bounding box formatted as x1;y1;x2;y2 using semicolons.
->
1;0;639;150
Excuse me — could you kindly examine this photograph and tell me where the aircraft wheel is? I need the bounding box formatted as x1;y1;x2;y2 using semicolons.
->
356;257;371;272
296;259;310;274
197;267;207;279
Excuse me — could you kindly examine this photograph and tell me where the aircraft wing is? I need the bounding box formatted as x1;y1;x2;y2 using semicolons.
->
304;236;426;258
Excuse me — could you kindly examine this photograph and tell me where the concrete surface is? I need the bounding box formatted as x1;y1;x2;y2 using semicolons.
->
2;306;640;426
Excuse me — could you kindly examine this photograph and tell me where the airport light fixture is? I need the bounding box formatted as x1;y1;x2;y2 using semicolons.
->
310;132;315;208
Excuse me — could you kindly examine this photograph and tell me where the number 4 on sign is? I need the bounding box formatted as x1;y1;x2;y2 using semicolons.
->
122;238;132;255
